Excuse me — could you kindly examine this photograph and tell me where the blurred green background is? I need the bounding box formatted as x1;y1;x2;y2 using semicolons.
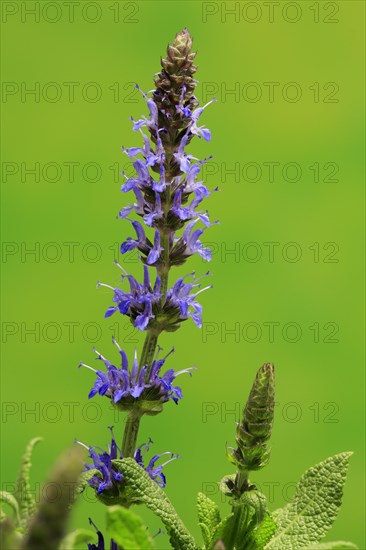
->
1;1;365;548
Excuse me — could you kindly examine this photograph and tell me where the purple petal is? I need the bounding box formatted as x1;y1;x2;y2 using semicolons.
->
104;306;118;318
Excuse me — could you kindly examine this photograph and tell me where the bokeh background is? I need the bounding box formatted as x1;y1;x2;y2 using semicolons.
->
1;1;365;548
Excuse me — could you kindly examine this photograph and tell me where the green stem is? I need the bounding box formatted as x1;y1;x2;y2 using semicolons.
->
121;411;143;458
225;470;249;549
159;182;172;302
140;330;159;369
159;232;170;299
121;331;159;457
226;504;246;550
235;470;249;495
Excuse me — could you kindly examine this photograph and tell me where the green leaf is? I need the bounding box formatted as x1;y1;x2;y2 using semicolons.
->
302;543;358;549
219;474;236;497
60;529;95;549
106;505;155;550
117;458;197;550
15;437;42;525
196;492;221;548
250;513;277;548
240;490;267;526
0;491;21;526
265;453;353;550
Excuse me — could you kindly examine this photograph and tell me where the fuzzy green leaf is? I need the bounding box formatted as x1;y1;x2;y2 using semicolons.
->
241;490;267;526
197;492;221;548
106;505;155;549
303;543;358;549
266;453;352;550
60;529;95;549
0;491;21;526
117;458;197;550
250;513;277;548
15;437;42;525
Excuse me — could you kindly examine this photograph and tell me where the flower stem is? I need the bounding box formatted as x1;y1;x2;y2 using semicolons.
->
121;410;143;458
226;503;246;550
235;470;249;494
121;330;159;457
159;232;170;299
140;330;159;368
159;182;172;301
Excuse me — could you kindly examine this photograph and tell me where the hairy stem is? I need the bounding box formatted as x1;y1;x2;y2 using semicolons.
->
235;470;249;495
159;182;172;301
140;330;159;368
159;232;170;299
121;331;159;456
227;504;247;550
121;411;143;458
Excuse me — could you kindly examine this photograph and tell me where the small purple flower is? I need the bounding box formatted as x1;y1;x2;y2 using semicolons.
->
171;189;211;226
146;230;163;265
120;221;162;264
182;160;216;199
122;129;151;160
97;264;161;330
176;84;192;119
79;339;195;407
165;272;212;328
120;220;147;254
131;86;158;132
121;158;152;193
88;519;117;550
143;192;163;227
171;219;213;263
189;99;217;141
174;133;196;173
118;188;145;219
152;163;167;193
146;132;165;168
134;438;180;488
76;427;179;494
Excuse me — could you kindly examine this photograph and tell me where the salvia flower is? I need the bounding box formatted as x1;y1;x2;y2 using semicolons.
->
79;338;195;413
77;428;179;496
89;30;217;467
